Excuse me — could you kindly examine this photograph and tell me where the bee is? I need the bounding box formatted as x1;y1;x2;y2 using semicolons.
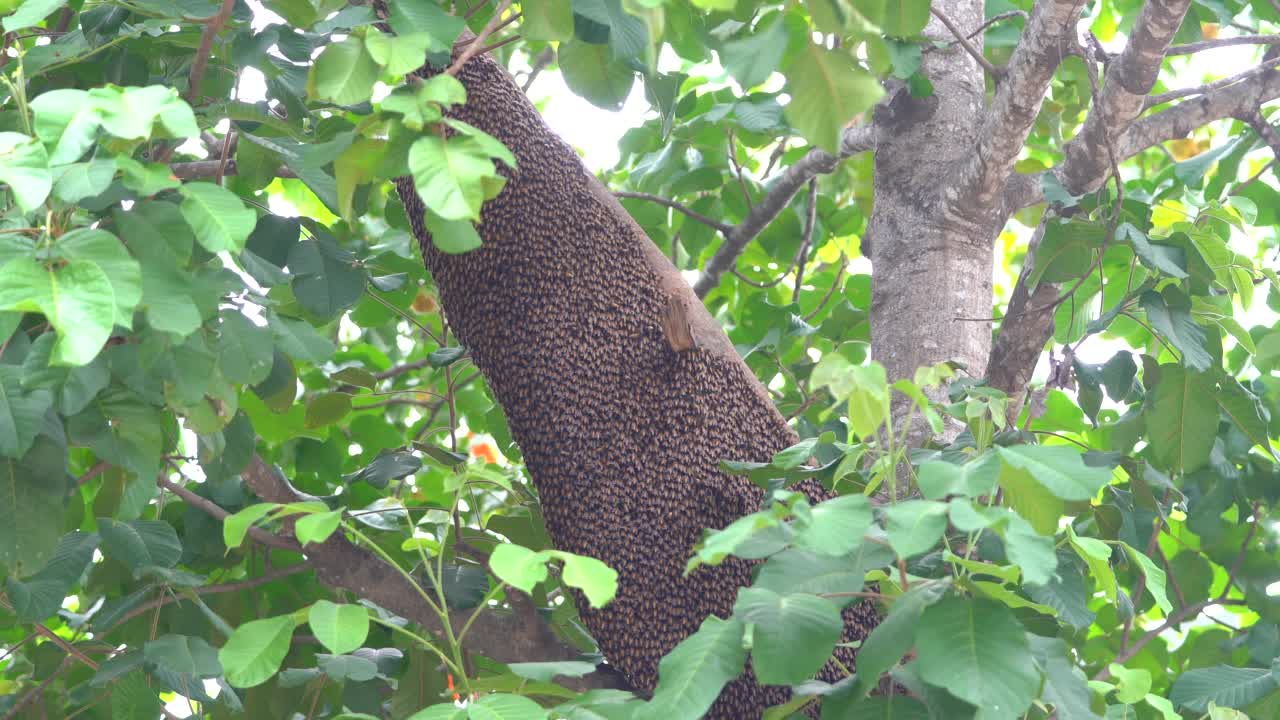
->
660;294;698;353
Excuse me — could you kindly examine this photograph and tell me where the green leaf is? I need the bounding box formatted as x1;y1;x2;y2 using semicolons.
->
423;210;484;254
0;257;115;365
863;0;932;37
296;509;343;546
1067;527;1117;603
1147;364;1217;473
110;671;163;719
180;182;257;253
1118;223;1188;279
558;40;637;111
794;493;873;556
998;444;1111;501
918;452;1000;500
219;615;297;688
489;543;548;594
1029;635;1102;720
309;600;370;655
5;530;97;621
468;694;549;720
0;436;67;575
1119;543;1171;614
97;518;182;572
639;615;747;720
217;311;275;386
734;587;842;685
883;500;948;558
30;89;98;165
317;652;378;682
305;392;352;428
508;660;598;684
1141;289;1212;371
1109;663;1152;704
55;227;142;330
309;37;381;106
1029;218;1103;287
0;364;53;458
143;635;223;678
344;449;421;488
52;157;117;203
287;237;368;318
364;31;433;76
1002;511;1057;586
406;704;468;720
268;311;336;364
550;549;618;608
223;503;279;550
915;598;1039;720
1216;377;1273;457
409;135;499;221
3;0;66;32
851;580;950;697
387;0;463;46
784;43;883;153
721;13;787;89
522;0;573;41
1170;665;1279;712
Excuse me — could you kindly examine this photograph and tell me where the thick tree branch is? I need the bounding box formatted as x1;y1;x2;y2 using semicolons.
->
233;456;617;687
952;0;1085;214
987;218;1058;398
1145;56;1280;108
692;125;876;297
1055;0;1195;195
1005;64;1280;209
188;0;236;104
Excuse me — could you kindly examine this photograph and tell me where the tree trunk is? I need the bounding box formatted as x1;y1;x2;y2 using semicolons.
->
394;43;878;719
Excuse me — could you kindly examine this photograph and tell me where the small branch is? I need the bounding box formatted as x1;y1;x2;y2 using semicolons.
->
520;47;555;92
694;124;876;297
1;657;72;720
158;476;301;552
930;6;1001;77
614;191;732;234
169;159;297;180
791;179;819;303
101;563;314;633
1144;56;1280;108
446;0;515;77
478;33;521;56
376;357;434;380
727;130;754;211
1093;597;1248;681
187;0;237;104
1167;33;1280;55
76;461;109;487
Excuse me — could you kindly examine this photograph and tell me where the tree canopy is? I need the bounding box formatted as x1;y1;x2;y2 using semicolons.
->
0;0;1278;719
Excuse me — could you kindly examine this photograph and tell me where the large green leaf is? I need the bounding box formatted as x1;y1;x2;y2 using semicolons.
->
521;0;573;41
1170;665;1279;712
287;237;368;318
310;37;381;106
639;615;747;720
721;12;788;89
143;635;223;678
0;132;52;211
1147;365;1217;473
217;310;275;386
309;600;370;655
1029;635;1102;720
219;615;297;688
0;257;115;365
915;598;1039;720
883;500;948;558
784;43;883;153
97;518;182;573
734;587;842;685
558;40;636;111
0;435;67;575
997;444;1112;501
1141;289;1212;371
0;365;53;458
794;493;873;556
851;580;949;697
180;182;257;254
55;228;142;330
409;135;499;221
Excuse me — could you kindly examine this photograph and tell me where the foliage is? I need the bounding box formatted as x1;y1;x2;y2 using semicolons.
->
0;0;1277;719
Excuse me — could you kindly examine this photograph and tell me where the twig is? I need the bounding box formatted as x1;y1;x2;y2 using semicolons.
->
1166;34;1280;55
791;179;819;303
376;357;434;380
1145;56;1280;108
930;6;1002;77
446;0;515;77
169;159;297;180
76;461;109;487
101;563;313;634
520;47;555;92
802;254;847;322
478;33;521;56
614;191;732;233
727;130;754;211
188;0;237;104
157;476;301;552
1;657;72;720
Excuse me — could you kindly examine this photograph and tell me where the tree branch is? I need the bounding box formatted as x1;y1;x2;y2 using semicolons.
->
233;456;619;688
187;0;236;104
1055;0;1195;195
614;192;733;234
952;0;1086;214
1166;33;1280;55
445;0;514;77
986;217;1058;398
930;5;1001;78
158;476;301;553
1144;56;1280;108
693;124;877;297
1005;62;1280;209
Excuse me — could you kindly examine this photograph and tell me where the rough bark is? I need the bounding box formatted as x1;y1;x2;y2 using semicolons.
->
391;39;880;719
867;0;993;414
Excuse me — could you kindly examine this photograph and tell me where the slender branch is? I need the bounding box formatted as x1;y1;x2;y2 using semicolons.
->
614;191;732;234
930;6;1001;77
1;657;72;720
158;476;301;552
791;179;819;303
187;0;236;104
1093;597;1248;681
101;563;314;633
693;124;877;297
446;0;515;77
727;129;754;211
1145;56;1280;108
1055;0;1196;196
76;461;108;487
1167;33;1280;55
376;357;434;380
169;159;297;180
520;47;555;92
952;0;1085;215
